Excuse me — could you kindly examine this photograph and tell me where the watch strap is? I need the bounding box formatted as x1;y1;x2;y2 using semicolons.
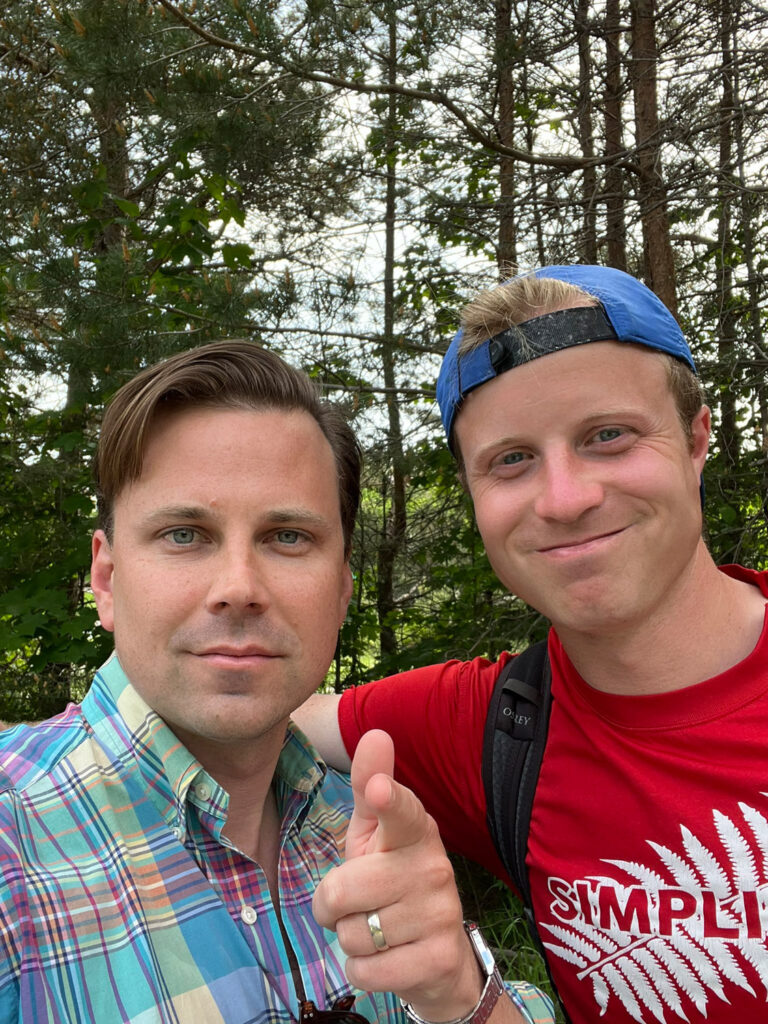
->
399;923;505;1024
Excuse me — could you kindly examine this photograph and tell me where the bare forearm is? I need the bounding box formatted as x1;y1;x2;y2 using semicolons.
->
292;693;350;770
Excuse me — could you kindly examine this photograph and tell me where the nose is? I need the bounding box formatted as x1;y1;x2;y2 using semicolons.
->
204;543;269;615
533;450;605;523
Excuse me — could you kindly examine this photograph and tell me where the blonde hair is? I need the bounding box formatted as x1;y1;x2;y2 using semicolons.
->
459;276;597;354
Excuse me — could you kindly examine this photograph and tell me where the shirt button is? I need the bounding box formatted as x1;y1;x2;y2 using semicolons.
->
172;826;184;842
240;905;258;925
196;783;211;802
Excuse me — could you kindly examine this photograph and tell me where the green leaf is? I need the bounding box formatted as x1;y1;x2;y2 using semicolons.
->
112;196;141;218
221;242;252;269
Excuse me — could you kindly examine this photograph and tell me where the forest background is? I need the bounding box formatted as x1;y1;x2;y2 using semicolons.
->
2;0;767;1009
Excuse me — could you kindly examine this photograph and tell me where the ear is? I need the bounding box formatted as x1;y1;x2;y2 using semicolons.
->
90;530;116;633
690;404;711;474
338;563;354;628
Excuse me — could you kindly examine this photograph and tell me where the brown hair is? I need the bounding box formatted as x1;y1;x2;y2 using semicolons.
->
94;340;361;555
454;275;704;475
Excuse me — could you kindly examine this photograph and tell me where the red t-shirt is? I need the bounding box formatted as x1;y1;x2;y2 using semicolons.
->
339;566;768;1024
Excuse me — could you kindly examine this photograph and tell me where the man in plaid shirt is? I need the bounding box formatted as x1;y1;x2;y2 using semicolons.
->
0;341;553;1024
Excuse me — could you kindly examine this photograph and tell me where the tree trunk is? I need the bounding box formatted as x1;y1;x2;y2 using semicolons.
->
576;0;598;262
714;0;739;489
603;0;628;269
376;7;407;660
496;0;517;273
628;0;677;310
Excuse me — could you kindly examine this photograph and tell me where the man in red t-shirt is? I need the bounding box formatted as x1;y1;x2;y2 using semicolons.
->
297;266;768;1024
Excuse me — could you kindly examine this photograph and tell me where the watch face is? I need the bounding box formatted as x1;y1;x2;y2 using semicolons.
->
468;926;496;976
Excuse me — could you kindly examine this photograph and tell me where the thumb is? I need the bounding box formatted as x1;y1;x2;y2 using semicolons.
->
345;730;395;859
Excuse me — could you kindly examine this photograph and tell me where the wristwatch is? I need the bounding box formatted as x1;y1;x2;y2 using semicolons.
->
399;921;505;1024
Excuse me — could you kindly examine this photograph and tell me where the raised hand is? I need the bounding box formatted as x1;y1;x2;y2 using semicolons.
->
313;731;522;1023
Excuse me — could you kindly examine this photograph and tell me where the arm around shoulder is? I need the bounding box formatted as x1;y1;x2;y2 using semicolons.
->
292;693;351;771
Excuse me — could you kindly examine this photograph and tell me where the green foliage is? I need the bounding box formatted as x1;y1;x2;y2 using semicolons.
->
0;383;111;718
0;0;353;716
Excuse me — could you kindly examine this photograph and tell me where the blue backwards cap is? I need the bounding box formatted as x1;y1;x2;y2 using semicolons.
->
436;265;697;444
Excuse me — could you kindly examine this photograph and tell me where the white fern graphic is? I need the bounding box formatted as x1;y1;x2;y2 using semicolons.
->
680;825;730;896
714;810;759;890
542;797;768;1020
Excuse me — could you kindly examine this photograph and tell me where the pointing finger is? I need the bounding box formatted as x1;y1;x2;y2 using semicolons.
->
345;730;395;858
361;770;434;855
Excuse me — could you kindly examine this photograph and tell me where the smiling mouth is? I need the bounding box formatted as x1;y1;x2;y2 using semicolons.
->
537;527;626;555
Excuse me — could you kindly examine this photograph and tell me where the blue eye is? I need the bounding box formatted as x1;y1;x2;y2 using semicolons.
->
500;452;525;465
168;528;197;545
595;428;623;442
275;530;301;545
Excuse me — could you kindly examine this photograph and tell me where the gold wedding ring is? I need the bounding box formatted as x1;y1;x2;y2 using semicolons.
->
366;910;389;952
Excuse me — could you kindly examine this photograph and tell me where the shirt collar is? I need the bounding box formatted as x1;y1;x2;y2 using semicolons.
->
83;653;329;835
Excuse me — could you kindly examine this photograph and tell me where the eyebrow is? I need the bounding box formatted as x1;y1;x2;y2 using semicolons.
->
141;505;330;528
265;507;329;529
142;506;208;525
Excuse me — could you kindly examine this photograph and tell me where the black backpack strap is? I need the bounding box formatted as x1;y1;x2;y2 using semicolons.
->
482;640;551;907
482;641;570;1020
483;638;569;1007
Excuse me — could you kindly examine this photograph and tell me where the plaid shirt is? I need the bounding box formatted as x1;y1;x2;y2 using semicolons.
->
0;655;554;1024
